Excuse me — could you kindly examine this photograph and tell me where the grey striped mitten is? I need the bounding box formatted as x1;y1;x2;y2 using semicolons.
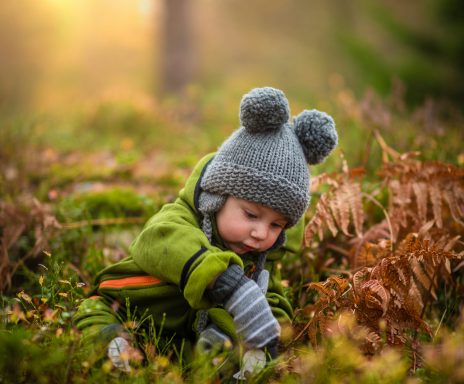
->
197;324;232;354
208;264;280;349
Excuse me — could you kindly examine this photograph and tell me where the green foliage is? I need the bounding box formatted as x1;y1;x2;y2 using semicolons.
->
60;188;159;221
0;327;76;384
343;0;464;106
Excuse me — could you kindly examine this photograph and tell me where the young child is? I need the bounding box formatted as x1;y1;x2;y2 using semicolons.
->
73;87;338;372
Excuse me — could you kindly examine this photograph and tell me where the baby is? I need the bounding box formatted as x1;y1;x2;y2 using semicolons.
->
74;87;338;373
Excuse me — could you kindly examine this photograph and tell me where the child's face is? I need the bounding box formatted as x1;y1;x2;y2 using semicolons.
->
215;196;288;255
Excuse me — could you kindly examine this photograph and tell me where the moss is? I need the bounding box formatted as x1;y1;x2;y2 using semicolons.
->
57;187;160;222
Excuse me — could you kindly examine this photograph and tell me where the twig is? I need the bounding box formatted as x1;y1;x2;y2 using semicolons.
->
320;267;352;277
61;217;146;230
66;262;90;287
326;243;351;257
434;309;447;340
373;129;401;162
293;320;312;344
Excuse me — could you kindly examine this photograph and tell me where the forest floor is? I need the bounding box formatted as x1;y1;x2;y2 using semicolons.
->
1;87;463;383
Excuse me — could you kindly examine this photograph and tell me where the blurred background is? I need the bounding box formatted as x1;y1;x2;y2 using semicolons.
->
1;0;463;111
0;0;463;200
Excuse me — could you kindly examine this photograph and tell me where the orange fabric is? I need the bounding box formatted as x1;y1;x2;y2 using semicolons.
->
99;276;162;289
89;295;101;299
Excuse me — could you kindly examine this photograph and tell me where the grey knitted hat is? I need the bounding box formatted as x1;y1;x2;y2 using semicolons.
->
199;87;338;229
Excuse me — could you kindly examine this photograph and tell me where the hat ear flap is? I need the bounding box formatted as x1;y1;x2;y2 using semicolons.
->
293;109;338;165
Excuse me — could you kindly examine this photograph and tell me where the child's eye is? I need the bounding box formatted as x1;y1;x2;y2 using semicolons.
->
272;222;285;229
244;210;257;219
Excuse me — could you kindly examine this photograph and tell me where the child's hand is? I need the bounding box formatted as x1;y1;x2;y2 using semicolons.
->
208;265;280;349
225;277;280;349
196;324;232;354
256;269;269;295
233;348;267;380
107;337;143;372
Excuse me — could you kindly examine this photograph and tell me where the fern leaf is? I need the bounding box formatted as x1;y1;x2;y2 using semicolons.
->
412;181;428;223
320;195;338;237
405;280;424;317
361;279;390;315
308;282;333;298
329;187;352;236
327;275;349;293
363;330;382;354
410;258;435;299
304;213;324;244
417;220;435;239
454;183;464;213
428;182;443;228
444;235;461;252
443;187;464;227
347;182;364;237
305;194;339;244
380;258;411;297
352;268;371;295
354;242;378;269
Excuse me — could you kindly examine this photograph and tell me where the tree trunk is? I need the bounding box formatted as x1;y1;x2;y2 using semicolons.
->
160;0;195;96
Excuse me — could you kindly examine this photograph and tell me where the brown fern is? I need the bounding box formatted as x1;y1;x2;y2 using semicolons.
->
305;154;463;274
305;167;364;245
303;275;352;347
380;159;464;238
0;199;61;291
300;142;463;358
304;230;462;351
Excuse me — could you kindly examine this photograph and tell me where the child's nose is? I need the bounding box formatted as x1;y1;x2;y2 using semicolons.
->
251;223;268;240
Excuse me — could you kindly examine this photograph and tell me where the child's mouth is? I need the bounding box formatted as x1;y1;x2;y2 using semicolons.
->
240;244;257;253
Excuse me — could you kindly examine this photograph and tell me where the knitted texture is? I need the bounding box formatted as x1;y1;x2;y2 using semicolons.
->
198;191;226;242
208;264;246;304
255;269;269;295
240;87;290;133
200;87;338;226
197;324;232;353
107;337;132;372
224;278;280;348
293;109;339;165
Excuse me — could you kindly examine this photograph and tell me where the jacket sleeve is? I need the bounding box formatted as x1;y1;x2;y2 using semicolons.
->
130;200;243;310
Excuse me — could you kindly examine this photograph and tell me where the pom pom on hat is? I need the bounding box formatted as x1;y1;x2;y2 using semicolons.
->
240;87;290;134
293;109;338;165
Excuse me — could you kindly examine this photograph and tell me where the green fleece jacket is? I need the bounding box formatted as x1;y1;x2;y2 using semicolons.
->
74;153;303;342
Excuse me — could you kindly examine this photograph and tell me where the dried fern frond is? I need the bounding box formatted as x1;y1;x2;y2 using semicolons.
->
304;275;352;347
305;167;365;245
359;279;390;315
349;221;391;269
301;141;463;356
305;228;462;351
352;232;460;345
380;159;464;238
